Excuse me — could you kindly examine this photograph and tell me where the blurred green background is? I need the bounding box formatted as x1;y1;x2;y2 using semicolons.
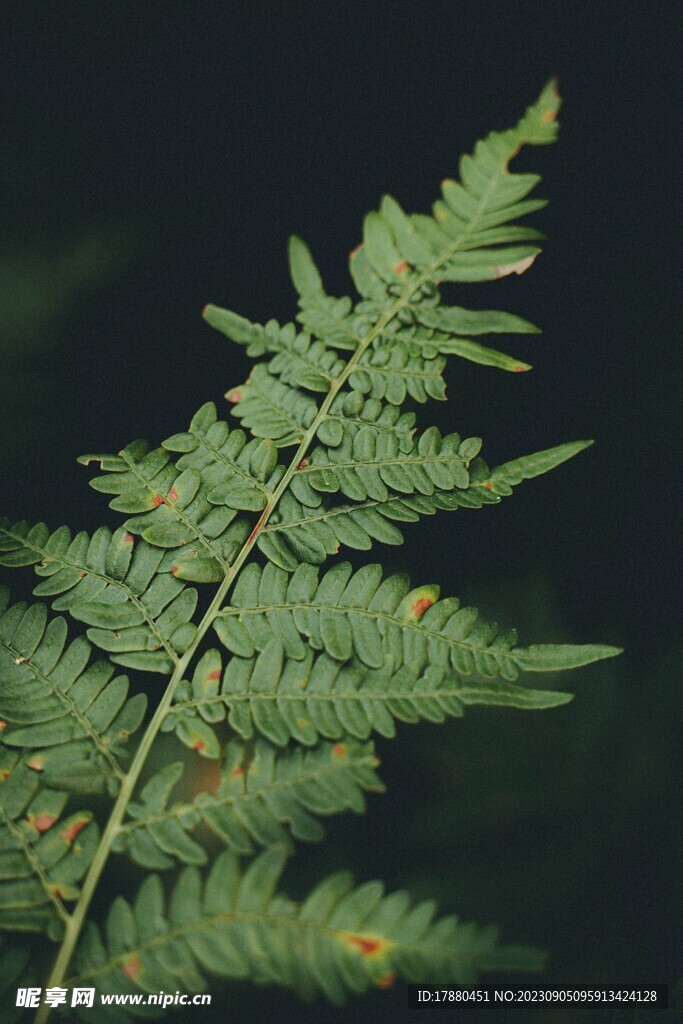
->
0;2;680;1022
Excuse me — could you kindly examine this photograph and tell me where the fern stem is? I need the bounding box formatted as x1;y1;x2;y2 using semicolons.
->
33;577;229;1024
35;183;496;1020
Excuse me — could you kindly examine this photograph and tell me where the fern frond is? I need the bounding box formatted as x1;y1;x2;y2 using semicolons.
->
208;306;448;404
71;846;544;1010
168;644;581;750
224;363;319;446
0;588;145;790
212;561;619;679
258;440;591;567
0;84;622;1019
161;401;284;510
284;81;558;370
0;521;202;674
291;425;476;503
77;436;254;583
320;389;417;447
202;309;345;394
114;739;383;869
204;83;562;471
0;755;98;935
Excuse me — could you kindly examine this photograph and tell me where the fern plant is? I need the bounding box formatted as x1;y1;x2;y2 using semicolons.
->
0;81;620;1021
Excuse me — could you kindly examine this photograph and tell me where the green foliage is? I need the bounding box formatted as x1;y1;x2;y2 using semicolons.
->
0;755;98;937
115;739;384;868
0;82;621;1020
0;587;145;791
72;846;546;1018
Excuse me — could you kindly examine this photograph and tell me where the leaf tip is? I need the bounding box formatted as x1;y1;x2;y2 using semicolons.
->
496;253;538;278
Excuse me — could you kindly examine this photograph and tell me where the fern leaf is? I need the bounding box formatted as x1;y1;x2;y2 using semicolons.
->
204;84;562;471
168;644;578;749
322;389;417;446
208;305;448;404
114;739;383;868
71;846;544;1010
293;425;477;503
211;561;619;680
283;82;557;381
481;440;594;494
0;520;202;673
0;754;98;936
0;84;622;1016
162;401;284;511
203;309;344;393
223;363;319;446
0;588;145;791
78;401;294;581
259;440;591;567
287;235;369;353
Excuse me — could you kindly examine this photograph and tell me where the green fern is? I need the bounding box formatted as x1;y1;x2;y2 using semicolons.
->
69;845;545;1015
0;81;621;1021
115;739;384;868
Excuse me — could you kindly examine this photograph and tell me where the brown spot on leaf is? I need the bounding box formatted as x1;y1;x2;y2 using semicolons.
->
411;596;434;619
122;955;141;982
152;493;165;508
296;457;310;471
27;756;45;771
207;669;221;681
0;720;6;731
332;743;347;758
374;972;397;989
171;566;179;576
61;819;88;843
230;766;243;778
349;244;363;259
167;486;178;503
78;570;87;578
32;814;57;832
394;260;408;275
484;483;493;491
193;740;206;753
123;533;134;543
226;389;243;403
342;934;389;957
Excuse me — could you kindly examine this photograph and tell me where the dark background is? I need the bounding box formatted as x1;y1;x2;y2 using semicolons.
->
0;2;680;1022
